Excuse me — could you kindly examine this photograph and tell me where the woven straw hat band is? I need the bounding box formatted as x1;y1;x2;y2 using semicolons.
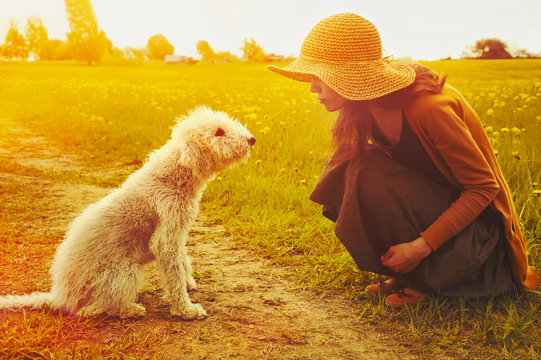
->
267;13;416;101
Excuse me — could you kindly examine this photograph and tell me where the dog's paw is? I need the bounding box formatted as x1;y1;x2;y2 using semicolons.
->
119;303;146;318
171;303;207;320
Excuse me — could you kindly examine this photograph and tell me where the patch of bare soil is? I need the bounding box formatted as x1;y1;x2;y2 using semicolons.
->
0;117;417;359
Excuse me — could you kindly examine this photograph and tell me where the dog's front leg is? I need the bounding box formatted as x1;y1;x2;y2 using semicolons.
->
150;222;207;320
181;243;197;290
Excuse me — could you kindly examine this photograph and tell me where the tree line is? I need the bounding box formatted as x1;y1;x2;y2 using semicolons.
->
1;0;538;65
0;0;281;65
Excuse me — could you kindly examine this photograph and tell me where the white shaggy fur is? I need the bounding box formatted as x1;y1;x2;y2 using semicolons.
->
0;106;255;319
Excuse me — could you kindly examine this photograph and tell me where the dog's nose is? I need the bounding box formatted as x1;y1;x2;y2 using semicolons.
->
248;137;256;147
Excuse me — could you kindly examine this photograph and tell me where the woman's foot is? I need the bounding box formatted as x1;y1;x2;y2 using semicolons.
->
365;278;403;296
384;287;426;307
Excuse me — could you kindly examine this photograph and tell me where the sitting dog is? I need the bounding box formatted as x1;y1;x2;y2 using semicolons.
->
0;106;255;319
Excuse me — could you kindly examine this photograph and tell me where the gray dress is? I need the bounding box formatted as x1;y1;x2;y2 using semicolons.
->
310;113;516;297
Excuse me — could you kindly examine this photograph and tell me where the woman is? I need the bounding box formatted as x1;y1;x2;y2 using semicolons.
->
268;13;538;306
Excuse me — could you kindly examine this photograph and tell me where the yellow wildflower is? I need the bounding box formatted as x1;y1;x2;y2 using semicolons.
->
245;113;257;121
486;109;494;116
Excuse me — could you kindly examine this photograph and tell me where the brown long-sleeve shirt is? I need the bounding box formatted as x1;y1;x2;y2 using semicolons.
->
405;85;538;290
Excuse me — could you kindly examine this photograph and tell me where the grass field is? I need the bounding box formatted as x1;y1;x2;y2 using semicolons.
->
1;59;540;359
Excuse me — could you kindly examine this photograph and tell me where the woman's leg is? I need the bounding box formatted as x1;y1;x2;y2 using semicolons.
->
311;148;514;297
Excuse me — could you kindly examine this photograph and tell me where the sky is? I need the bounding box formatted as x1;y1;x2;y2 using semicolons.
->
1;0;540;61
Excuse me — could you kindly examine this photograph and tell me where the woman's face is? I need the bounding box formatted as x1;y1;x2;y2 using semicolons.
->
310;77;348;112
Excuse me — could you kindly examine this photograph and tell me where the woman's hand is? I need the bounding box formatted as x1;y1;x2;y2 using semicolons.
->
381;237;433;273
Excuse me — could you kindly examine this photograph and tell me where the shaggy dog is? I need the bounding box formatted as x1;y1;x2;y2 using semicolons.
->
0;106;255;319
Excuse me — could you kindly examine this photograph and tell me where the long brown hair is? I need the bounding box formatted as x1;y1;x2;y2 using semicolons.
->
331;63;447;163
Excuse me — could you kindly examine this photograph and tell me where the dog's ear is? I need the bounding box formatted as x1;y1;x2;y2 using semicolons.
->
179;141;210;176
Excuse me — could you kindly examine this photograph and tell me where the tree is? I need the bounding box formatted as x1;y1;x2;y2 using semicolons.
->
2;20;28;60
468;38;513;59
196;40;216;62
215;51;239;62
39;39;64;60
64;0;109;65
240;38;265;62
147;34;174;61
25;17;49;60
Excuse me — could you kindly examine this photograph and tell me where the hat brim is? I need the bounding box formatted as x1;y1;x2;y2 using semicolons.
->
267;56;415;101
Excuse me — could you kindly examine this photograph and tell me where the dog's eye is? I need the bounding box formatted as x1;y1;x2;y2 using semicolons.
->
215;128;225;137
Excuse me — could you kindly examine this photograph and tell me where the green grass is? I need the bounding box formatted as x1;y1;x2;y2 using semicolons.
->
1;60;540;359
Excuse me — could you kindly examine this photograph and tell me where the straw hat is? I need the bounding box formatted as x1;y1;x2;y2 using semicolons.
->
267;13;415;101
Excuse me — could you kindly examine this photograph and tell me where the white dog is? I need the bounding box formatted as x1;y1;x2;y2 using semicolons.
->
0;106;255;319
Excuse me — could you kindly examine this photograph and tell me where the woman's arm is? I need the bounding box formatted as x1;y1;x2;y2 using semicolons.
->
381;90;500;272
412;92;500;251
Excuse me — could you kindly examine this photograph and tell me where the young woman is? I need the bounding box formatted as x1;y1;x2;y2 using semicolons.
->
268;13;538;306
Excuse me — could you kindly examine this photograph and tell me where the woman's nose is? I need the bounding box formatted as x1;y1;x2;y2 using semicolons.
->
310;77;321;93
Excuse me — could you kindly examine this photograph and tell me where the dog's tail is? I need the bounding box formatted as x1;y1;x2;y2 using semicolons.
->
0;292;55;311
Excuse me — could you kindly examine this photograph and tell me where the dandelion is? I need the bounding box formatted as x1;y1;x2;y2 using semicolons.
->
493;150;499;156
486;109;494;116
533;190;541;197
279;121;286;127
511;127;521;137
484;126;493;134
492;131;500;137
532;182;539;189
300;179;308;186
512;151;520;160
499;101;506;107
256;121;262;126
216;176;223;182
500;128;509;134
279;168;286;175
255;160;262;166
245;113;257;121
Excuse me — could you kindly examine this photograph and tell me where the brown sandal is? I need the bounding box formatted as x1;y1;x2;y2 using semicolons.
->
384;288;426;307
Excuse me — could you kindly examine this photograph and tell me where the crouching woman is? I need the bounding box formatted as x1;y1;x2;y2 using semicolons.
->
268;13;538;306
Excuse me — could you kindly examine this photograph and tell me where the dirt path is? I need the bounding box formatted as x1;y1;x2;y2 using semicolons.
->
0;117;417;359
